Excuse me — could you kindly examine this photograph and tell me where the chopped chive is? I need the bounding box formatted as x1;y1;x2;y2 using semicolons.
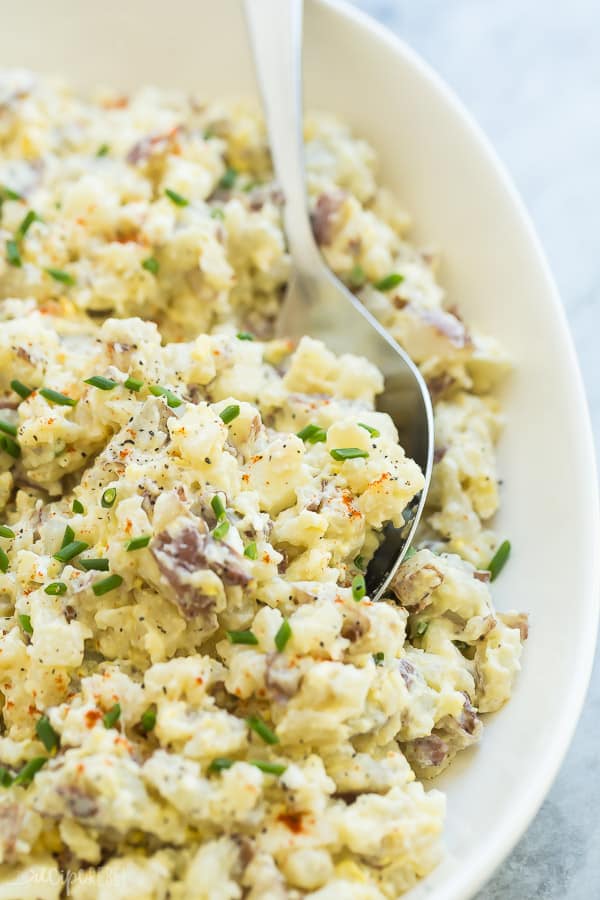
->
220;404;240;424
124;376;144;391
358;422;380;438
488;540;511;581
84;375;119;391
0;525;15;539
348;263;366;288
0;420;17;438
39;388;77;407
0;767;13;787
140;706;156;732
211;494;226;520
373;652;385;665
126;535;151;552
236;332;254;341
102;703;121;729
0;435;20;458
246;715;279;745
142;256;159;275
44;581;67;596
13;756;47;785
209;757;234;773
96;144;110;157
45;268;75;286
92;574;123;596
354;555;365;571
148;385;183;408
6;239;21;267
415;620;429;637
218;167;237;190
210;207;225;220
54;540;89;563
36;716;60;752
61;525;75;549
101;487;117;508
274;619;292;652
250;760;286;776
375;273;404;292
297;424;327;443
16;210;40;240
226;629;258;645
352;573;366;602
80;558;109;572
244;541;258;560
165;188;189;207
212;519;230;541
72;499;85;514
330;447;369;461
1;186;23;201
0;547;8;573
18;613;32;634
404;546;417;560
10;379;32;399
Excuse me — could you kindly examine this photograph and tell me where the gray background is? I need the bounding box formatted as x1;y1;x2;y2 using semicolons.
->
351;1;600;898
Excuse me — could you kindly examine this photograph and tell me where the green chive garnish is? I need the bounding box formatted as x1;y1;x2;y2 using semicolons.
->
10;379;32;399
39;388;77;407
212;519;230;541
142;257;159;275
218;167;237;190
209;757;234;773
354;555;365;571
45;268;75;286
250;760;286;776
0;547;8;573
358;422;380;438
84;375;118;391
80;558;109;572
236;332;254;341
416;621;429;637
44;582;67;596
488;540;511;581
148;385;183;408
373;652;385;664
102;703;121;729
124;376;144;391
72;499;85;514
0;525;15;539
226;629;258;645
352;573;366;602
16;210;39;240
18;613;32;634
274;619;292;652
330;448;369;461
244;542;258;560
6;239;21;267
165;188;189;207
297;424;327;443
140;706;156;732
211;495;226;520
13;756;47;785
210;207;225;220
101;487;117;508
126;535;151;552
0;767;13;787
61;525;75;549
96;144;110;157
220;404;240;424
1;186;23;201
404;546;417;560
54;540;89;563
0;436;20;458
246;715;279;745
0;420;17;438
92;574;123;596
375;273;404;291
36;716;60;752
348;263;366;288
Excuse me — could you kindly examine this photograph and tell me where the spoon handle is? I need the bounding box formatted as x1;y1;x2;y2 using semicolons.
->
244;0;320;269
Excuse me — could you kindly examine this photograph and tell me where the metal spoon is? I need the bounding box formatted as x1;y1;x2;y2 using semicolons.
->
244;0;433;599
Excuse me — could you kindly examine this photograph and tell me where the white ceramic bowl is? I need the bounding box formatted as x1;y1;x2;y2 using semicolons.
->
5;1;599;897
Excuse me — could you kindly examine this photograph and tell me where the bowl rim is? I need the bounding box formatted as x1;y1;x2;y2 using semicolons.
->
316;0;600;896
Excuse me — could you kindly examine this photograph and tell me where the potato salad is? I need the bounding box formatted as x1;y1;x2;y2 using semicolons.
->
0;70;526;900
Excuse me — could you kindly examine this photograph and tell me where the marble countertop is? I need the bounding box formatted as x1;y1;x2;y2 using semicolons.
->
351;1;600;897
